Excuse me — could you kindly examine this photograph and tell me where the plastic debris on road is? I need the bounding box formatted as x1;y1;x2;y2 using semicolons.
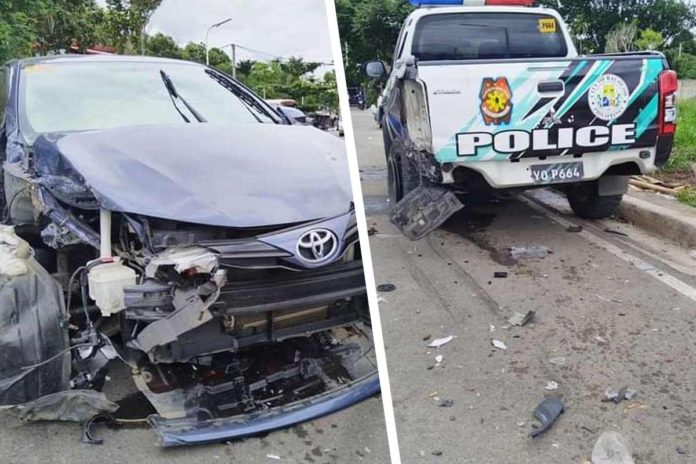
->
544;381;559;391
591;431;635;464
427;335;454;348
492;340;507;350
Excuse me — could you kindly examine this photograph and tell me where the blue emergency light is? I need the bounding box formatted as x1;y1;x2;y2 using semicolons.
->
409;0;533;6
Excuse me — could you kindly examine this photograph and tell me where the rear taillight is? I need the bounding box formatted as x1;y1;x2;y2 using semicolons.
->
658;70;678;136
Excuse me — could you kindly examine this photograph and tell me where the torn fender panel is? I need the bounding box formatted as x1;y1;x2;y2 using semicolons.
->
149;372;380;448
0;226;70;404
32;123;353;228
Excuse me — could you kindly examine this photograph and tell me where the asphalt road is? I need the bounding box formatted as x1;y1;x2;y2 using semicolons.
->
354;108;696;463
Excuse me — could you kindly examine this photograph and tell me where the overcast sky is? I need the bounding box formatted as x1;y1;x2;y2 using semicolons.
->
147;0;334;64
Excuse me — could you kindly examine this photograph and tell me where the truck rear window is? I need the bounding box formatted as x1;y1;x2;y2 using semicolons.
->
413;13;567;61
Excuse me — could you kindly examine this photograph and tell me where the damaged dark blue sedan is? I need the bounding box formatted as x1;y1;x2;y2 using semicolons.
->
0;55;378;446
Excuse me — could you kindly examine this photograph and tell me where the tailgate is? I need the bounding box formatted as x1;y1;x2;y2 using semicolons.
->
419;56;665;163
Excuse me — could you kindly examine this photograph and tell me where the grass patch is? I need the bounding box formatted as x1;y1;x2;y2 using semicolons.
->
676;187;696;208
664;100;696;172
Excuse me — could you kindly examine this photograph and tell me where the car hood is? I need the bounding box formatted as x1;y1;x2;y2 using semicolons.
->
33;123;353;228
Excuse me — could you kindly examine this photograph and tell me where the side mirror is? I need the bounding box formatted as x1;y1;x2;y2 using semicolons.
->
365;60;387;79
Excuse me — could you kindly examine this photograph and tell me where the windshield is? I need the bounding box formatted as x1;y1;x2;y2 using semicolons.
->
413;13;567;62
19;60;279;143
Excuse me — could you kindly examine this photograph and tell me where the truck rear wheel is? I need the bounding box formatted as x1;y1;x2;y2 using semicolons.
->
387;143;419;206
566;181;623;219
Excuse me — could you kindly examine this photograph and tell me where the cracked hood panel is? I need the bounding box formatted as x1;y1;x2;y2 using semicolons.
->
33;123;352;227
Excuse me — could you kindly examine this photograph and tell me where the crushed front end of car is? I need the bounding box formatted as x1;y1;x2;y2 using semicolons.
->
0;120;378;446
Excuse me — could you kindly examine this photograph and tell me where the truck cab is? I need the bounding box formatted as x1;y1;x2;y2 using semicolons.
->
366;0;678;239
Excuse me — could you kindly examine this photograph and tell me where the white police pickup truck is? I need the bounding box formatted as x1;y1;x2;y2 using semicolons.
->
365;0;678;240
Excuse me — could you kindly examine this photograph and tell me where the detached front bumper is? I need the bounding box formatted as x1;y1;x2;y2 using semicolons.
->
149;372;380;447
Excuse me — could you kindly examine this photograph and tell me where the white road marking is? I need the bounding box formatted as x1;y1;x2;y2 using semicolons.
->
521;195;696;303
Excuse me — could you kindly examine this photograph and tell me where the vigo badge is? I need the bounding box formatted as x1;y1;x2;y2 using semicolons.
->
480;77;513;126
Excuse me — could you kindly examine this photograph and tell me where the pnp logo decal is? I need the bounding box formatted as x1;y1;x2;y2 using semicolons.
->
588;74;630;121
480;77;512;126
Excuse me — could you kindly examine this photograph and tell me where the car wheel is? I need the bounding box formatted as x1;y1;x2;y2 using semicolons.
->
387;142;420;206
566;181;623;219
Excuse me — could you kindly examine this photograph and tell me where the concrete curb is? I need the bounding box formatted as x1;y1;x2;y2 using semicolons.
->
618;192;696;249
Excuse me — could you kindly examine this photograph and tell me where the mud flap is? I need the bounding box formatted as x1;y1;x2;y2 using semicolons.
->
390;186;464;241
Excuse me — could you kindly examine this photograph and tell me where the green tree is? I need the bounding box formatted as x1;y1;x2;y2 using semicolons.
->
538;0;695;53
635;28;665;51
103;0;162;54
235;59;256;80
146;32;180;58
605;22;638;53
0;1;38;63
33;0;103;54
337;0;413;85
280;57;320;78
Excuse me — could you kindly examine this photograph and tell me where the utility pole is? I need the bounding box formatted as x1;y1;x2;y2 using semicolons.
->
231;44;237;79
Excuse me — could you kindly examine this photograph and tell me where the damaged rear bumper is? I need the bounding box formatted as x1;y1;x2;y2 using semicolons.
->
149;372;380;447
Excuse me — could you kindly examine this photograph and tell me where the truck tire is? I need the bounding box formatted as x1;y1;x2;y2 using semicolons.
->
382;120;392;160
387;142;419;206
566;181;623;219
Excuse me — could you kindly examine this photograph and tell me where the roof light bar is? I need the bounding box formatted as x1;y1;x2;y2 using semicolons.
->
410;0;534;6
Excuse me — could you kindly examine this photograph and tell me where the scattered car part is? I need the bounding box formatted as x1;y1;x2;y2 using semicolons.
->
390;186;463;241
603;387;637;404
0;390;118;422
377;283;396;292
530;396;564;438
508;310;535;327
510;246;552;260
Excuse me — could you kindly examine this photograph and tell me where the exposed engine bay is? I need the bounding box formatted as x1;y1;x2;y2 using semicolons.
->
0;191;376;446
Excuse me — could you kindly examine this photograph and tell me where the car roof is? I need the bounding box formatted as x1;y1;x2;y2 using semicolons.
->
10;54;203;68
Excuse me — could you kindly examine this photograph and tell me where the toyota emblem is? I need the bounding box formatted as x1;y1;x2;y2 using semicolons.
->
296;229;339;264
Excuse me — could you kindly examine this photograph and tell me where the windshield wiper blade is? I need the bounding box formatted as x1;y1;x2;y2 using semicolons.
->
159;70;207;123
204;69;269;123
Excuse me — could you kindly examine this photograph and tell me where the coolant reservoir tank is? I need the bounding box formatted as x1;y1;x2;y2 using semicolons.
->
88;258;137;316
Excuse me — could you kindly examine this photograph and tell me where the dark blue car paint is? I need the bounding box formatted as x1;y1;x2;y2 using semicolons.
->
30;122;352;228
150;373;380;447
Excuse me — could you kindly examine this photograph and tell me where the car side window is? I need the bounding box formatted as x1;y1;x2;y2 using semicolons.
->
392;25;407;66
397;32;409;61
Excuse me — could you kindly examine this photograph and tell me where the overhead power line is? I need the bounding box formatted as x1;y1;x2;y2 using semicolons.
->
218;42;333;66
